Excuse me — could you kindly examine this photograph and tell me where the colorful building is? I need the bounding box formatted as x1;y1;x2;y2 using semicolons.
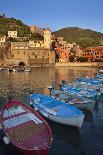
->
82;46;103;61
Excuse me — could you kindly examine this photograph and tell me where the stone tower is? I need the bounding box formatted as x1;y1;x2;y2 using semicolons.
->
44;27;51;49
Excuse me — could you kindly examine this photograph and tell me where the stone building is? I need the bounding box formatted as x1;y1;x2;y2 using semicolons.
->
29;40;44;48
7;42;55;66
0;44;6;66
44;28;52;49
4;27;55;66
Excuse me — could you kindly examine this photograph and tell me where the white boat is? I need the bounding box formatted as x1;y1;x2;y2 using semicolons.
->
50;89;95;111
30;94;84;128
99;69;103;74
25;68;32;72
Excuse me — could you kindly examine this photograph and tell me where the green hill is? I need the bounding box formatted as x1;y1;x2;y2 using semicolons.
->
55;27;103;48
0;15;43;40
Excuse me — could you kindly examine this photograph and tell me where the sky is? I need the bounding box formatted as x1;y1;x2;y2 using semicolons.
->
0;0;103;32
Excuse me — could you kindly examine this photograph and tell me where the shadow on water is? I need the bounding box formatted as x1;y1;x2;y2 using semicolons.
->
45;119;85;155
80;99;103;155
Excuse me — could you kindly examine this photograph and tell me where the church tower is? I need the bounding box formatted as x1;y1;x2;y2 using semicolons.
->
44;27;51;49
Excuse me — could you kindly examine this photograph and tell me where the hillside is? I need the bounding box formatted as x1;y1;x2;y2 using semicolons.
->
0;15;43;40
55;27;103;48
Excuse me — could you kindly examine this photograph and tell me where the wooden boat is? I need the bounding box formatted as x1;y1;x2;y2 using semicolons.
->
60;83;99;100
7;68;13;72
1;100;52;155
50;89;95;111
25;67;32;72
98;69;103;74
30;94;84;128
96;73;103;79
0;67;6;71
74;78;103;94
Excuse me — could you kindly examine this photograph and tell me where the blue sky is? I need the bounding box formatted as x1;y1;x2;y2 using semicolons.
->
0;0;103;32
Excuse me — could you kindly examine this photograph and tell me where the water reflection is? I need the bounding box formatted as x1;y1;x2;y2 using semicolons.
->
0;68;56;106
0;67;103;155
55;67;97;85
46;120;84;155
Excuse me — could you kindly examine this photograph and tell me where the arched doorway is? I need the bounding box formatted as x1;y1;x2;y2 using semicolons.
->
18;62;25;67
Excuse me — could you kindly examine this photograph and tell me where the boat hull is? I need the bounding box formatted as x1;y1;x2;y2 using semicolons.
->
1;100;52;155
51;90;95;111
30;94;84;128
40;111;84;128
20;147;49;155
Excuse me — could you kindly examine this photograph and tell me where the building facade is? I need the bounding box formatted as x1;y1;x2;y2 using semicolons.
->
55;36;81;62
44;28;52;49
29;40;44;48
8;31;17;38
7;42;55;66
82;46;103;61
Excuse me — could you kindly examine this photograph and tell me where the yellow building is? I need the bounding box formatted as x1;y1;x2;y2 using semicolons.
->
0;35;6;45
29;40;44;48
44;28;52;49
8;31;17;38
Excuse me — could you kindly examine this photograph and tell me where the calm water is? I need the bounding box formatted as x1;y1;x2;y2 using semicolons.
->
0;67;103;155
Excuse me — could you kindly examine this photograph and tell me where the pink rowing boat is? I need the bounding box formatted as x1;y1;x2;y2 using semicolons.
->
1;100;52;155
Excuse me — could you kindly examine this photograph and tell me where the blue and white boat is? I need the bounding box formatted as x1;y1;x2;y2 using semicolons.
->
75;77;103;85
30;94;84;128
50;89;95;111
74;78;103;92
96;74;103;79
61;84;99;100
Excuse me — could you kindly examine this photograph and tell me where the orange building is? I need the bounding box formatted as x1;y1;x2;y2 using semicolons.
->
55;47;69;62
82;46;103;61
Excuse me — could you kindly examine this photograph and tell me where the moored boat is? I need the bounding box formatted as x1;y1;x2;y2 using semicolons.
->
30;94;84;128
98;69;103;74
1;100;52;155
50;89;95;111
60;83;99;100
25;67;32;72
96;73;103;79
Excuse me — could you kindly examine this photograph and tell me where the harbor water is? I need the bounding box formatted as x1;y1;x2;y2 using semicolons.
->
0;67;103;155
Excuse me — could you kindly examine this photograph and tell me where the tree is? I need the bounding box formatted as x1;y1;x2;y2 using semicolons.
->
69;55;75;62
55;53;60;62
77;57;88;62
